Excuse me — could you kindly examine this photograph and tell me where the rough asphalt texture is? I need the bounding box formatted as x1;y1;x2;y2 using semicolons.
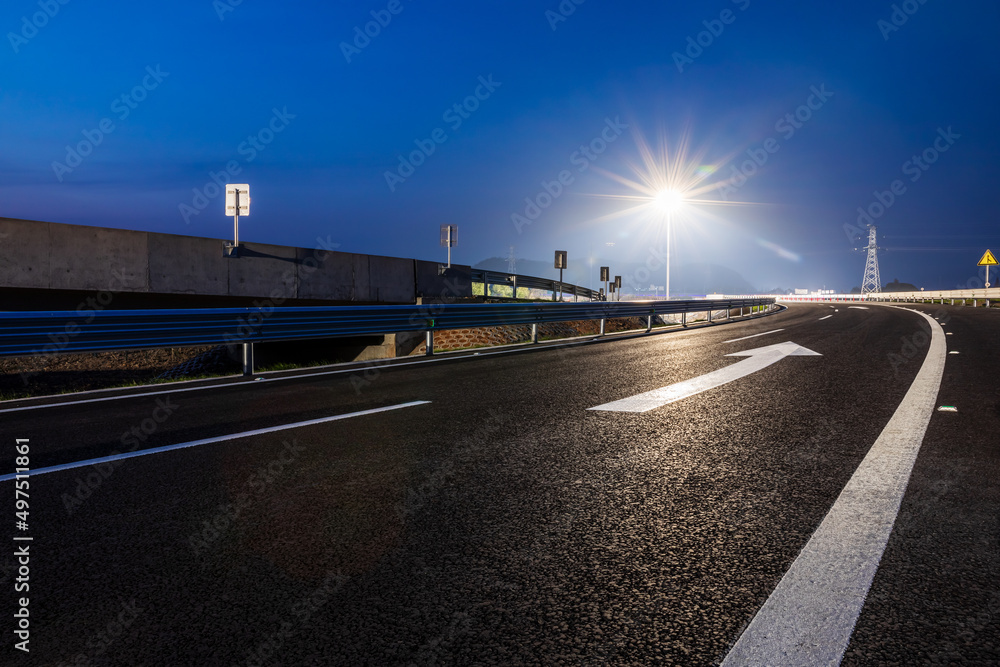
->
1;303;997;665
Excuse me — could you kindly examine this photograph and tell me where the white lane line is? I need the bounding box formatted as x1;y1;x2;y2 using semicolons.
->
0;401;430;483
589;342;820;413
723;329;785;344
848;306;870;310
721;308;946;666
819;315;833;321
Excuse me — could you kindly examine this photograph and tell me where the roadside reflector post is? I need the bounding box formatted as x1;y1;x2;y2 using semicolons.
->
600;318;605;336
726;308;731;320
425;330;434;355
531;323;539;344
682;312;687;327
708;309;713;323
242;343;254;376
646;315;652;333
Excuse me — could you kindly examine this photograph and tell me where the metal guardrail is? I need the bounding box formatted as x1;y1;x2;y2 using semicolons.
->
0;298;776;368
776;287;1000;303
471;269;601;301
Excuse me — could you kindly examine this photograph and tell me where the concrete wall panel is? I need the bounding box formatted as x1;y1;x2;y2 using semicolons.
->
228;242;298;300
353;255;371;301
0;218;463;307
295;249;357;301
369;256;415;303
149;234;229;295
0;218;52;289
48;224;148;292
415;261;472;300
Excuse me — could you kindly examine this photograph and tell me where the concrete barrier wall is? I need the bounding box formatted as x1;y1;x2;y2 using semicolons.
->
0;217;472;306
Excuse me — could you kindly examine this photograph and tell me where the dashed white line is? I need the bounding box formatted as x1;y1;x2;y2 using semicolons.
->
723;329;785;344
721;308;946;666
0;401;431;483
819;315;833;321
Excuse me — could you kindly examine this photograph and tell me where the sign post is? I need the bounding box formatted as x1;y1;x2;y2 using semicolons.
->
600;266;610;302
440;225;457;268
978;249;998;288
225;184;250;257
554;250;567;301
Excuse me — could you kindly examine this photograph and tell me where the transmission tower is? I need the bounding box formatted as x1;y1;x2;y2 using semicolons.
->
858;225;882;294
507;245;516;274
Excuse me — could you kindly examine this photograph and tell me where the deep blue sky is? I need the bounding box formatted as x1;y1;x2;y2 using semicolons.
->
2;0;998;292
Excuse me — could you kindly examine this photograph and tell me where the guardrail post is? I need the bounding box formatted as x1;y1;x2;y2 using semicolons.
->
726;308;731;320
511;275;517;300
483;274;490;298
532;323;539;343
242;343;254;376
425;330;434;355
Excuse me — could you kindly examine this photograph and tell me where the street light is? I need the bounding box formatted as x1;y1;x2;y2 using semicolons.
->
654;188;685;299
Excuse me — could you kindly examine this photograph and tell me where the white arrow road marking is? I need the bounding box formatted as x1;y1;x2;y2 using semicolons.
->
723;329;785;344
721;308;946;666
0;401;431;483
588;342;821;413
819;315;833;321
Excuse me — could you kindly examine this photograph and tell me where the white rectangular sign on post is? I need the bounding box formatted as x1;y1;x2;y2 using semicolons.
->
225;184;250;217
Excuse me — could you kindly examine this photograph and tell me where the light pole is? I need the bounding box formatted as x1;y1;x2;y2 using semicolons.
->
655;189;685;300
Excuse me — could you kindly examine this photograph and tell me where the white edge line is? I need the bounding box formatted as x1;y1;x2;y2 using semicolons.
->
819;315;833;321
0;400;431;482
722;329;785;344
720;306;945;665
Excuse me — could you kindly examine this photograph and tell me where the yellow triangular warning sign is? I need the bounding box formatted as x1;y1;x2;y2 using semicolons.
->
978;249;998;266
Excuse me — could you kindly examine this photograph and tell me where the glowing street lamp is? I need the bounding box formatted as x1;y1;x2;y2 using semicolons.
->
654;188;686;299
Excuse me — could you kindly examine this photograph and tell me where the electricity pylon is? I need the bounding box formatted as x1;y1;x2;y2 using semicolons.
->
858;225;882;295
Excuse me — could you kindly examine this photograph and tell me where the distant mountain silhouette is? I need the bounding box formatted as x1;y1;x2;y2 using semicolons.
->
883;279;918;292
473;257;758;296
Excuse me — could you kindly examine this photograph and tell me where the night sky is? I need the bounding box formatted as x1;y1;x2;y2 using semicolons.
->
2;0;998;292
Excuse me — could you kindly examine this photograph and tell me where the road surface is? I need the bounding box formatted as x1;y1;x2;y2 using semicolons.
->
1;303;997;665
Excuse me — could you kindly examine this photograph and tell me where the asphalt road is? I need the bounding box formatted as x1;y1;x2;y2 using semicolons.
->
1;302;997;666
